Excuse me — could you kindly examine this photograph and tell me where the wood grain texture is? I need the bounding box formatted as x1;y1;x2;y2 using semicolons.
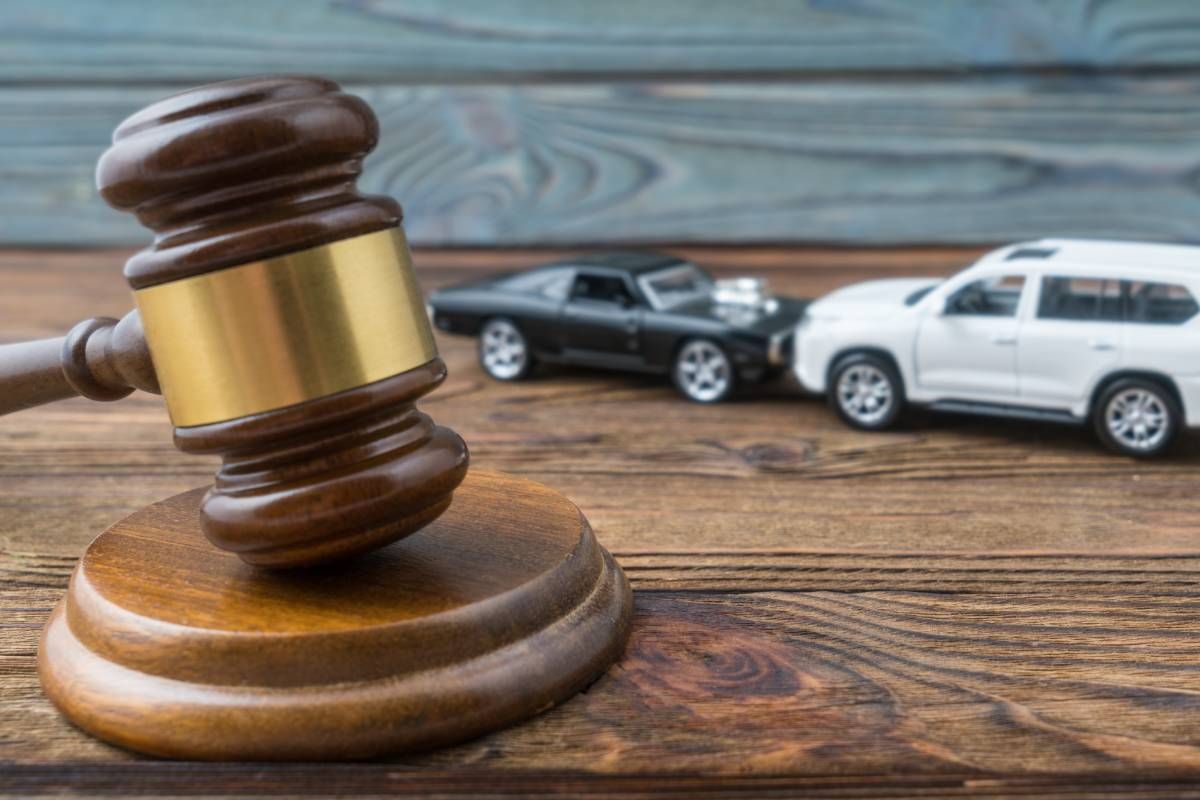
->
5;0;1200;83
4;246;1200;796
7;76;1200;247
10;1;1200;251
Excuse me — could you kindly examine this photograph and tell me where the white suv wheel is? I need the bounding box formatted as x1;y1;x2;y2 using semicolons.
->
1095;379;1179;457
1106;389;1168;451
836;364;893;425
828;354;904;430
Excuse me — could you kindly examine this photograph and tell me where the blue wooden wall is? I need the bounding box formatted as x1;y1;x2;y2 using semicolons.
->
4;0;1200;247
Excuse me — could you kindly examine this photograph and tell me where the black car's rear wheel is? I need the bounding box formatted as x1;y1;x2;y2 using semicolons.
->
673;339;735;403
478;318;534;381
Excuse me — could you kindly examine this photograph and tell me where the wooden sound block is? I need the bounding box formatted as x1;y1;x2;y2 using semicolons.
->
38;470;632;761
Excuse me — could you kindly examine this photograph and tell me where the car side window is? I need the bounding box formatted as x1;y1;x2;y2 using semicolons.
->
496;267;573;301
1126;281;1199;325
1038;276;1123;322
571;273;636;306
944;274;1025;317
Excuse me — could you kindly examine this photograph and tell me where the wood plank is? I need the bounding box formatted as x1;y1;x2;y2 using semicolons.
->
5;0;1200;83
6;76;1200;247
7;591;1200;782
6;770;1200;800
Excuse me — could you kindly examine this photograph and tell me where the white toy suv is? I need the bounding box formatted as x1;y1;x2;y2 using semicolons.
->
793;239;1200;456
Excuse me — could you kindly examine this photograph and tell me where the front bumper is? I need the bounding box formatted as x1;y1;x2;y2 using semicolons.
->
723;329;792;384
1176;375;1200;428
790;317;823;392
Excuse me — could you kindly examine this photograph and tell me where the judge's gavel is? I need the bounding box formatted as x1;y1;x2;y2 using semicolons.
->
0;76;469;568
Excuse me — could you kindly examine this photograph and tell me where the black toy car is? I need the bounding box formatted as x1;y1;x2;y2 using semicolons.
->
427;252;808;402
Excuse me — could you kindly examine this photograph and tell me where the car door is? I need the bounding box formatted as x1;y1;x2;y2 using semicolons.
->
561;271;644;367
1017;274;1123;408
914;273;1027;399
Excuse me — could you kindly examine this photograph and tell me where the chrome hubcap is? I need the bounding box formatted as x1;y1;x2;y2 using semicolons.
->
677;341;731;402
837;364;893;424
1106;388;1168;451
481;321;527;379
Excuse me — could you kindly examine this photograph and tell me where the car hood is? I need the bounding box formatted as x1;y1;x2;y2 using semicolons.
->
669;295;809;334
807;278;940;320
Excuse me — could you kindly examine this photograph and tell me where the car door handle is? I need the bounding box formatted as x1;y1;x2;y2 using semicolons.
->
1088;339;1117;351
990;334;1017;345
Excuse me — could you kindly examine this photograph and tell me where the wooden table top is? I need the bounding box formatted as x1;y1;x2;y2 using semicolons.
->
3;247;1200;799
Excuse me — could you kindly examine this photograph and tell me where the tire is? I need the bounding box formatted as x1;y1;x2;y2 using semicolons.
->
478;318;534;381
828;353;904;431
673;339;735;403
1092;378;1180;457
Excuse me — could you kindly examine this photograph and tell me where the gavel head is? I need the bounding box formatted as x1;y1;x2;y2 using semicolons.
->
96;76;469;568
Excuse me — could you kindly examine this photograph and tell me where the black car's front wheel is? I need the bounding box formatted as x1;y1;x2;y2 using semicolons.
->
478;318;534;381
673;339;735;403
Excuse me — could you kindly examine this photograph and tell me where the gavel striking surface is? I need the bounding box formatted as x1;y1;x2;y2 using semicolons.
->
40;470;631;760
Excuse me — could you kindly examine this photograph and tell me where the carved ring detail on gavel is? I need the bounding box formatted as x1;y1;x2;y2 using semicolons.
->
0;311;157;415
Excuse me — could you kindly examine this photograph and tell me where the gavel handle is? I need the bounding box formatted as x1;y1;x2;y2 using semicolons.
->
0;311;159;416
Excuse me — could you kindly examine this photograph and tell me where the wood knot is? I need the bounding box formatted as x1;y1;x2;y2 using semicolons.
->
623;616;815;702
703;439;815;472
737;442;814;471
591;598;910;770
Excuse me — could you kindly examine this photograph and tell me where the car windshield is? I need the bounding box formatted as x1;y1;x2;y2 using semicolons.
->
638;264;714;310
904;283;940;306
496;267;574;301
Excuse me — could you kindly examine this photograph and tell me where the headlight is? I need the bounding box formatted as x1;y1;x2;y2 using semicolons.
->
767;329;793;365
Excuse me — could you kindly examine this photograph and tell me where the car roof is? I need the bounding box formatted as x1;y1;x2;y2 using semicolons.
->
552;251;689;275
975;238;1200;281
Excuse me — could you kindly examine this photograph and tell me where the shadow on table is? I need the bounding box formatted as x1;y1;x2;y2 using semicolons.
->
488;364;1200;462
